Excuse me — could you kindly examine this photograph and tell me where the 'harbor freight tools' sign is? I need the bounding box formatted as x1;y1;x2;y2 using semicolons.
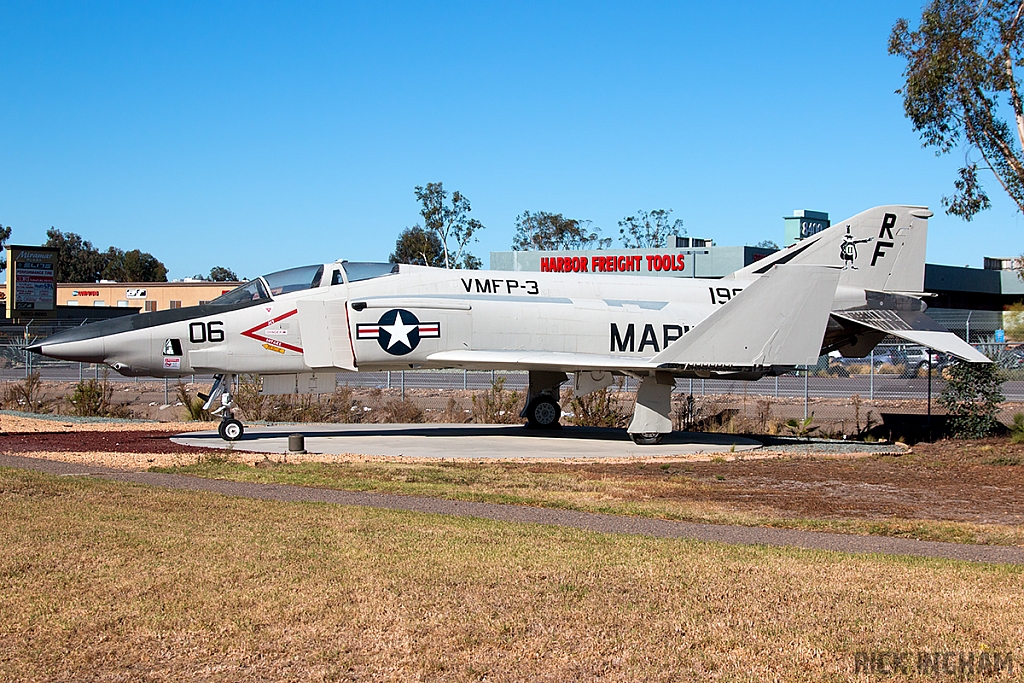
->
540;253;687;273
6;245;58;320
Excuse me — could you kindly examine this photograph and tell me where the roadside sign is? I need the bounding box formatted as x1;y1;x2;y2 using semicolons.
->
6;245;58;321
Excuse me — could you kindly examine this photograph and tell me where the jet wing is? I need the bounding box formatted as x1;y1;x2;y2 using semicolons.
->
831;309;990;363
426;350;660;372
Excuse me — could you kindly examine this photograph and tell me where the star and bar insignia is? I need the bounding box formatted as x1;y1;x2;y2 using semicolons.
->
356;309;441;355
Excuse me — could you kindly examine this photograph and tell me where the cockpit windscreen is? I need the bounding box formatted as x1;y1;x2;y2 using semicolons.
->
210;279;270;305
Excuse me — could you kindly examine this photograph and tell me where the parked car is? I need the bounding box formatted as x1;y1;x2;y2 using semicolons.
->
871;346;948;378
995;343;1024;366
827;346;948;378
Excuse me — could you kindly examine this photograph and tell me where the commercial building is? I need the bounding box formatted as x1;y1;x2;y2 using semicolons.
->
0;280;240;316
0;280;243;338
489;209;1024;342
53;281;240;311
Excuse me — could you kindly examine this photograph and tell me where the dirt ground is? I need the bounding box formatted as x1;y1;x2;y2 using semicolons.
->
572;439;1024;527
2;413;1022;531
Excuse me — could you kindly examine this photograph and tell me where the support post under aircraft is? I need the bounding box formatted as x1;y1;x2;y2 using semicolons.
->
29;205;990;443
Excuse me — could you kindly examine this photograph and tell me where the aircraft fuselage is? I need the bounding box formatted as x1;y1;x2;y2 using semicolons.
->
33;266;763;377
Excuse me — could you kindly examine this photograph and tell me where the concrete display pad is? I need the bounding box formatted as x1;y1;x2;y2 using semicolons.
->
172;423;762;459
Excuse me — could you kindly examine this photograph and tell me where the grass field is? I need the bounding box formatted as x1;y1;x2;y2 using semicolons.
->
154;457;1024;547
2;467;1023;682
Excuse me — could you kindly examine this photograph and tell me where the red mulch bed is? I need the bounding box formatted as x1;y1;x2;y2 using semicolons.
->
0;430;214;454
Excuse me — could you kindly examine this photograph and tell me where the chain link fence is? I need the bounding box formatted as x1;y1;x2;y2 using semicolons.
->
4;312;1022;435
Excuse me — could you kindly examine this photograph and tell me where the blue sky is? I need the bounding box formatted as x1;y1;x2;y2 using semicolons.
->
1;1;1018;280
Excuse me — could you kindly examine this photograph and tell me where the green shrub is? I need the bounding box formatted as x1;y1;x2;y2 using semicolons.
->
1011;413;1024;444
176;383;212;421
569;387;629;428
68;377;132;418
471;377;523;424
784;415;819;439
938;361;1004;438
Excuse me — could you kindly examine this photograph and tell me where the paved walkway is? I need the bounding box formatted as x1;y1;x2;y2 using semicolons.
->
171;423;762;459
2;453;1022;565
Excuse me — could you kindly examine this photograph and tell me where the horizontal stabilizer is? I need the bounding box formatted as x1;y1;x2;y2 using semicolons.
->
832;310;990;363
652;264;840;368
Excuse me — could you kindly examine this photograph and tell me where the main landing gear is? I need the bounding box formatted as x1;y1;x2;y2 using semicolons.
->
522;370;676;445
200;373;245;442
630;432;663;446
523;371;567;429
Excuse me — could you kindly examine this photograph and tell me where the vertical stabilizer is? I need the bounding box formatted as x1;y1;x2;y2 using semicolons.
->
730;205;930;293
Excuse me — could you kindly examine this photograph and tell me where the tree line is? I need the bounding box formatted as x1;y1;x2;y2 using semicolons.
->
0;225;239;282
389;181;690;269
0;192;714;284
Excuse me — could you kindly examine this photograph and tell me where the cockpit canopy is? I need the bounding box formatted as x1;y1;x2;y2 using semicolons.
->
338;262;398;282
210;261;397;305
264;264;324;296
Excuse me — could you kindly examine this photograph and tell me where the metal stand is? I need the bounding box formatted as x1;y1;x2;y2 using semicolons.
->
927;353;933;440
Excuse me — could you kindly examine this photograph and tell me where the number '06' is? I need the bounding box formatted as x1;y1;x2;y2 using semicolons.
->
189;321;224;343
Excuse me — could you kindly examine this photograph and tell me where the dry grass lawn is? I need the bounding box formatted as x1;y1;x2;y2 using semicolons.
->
2;467;1023;682
157;457;1024;547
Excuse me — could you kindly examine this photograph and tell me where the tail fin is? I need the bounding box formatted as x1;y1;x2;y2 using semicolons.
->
730;205;930;293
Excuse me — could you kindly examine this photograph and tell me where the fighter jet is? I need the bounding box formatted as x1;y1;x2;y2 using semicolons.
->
29;205;988;443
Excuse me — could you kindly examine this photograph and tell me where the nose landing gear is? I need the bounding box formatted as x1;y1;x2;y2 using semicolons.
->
202;373;245;441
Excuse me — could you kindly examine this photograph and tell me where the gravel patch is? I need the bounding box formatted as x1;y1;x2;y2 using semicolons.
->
756;436;907;456
0;411;213;434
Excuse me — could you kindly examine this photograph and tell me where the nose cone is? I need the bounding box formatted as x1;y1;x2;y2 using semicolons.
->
28;327;108;364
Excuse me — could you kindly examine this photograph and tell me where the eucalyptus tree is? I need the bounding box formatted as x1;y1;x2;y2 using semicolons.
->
890;1;1024;220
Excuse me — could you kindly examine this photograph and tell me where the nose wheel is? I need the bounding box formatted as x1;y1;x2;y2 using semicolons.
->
218;418;244;441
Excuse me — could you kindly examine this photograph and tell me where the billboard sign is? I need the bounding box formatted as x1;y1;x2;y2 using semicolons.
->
6;245;58;320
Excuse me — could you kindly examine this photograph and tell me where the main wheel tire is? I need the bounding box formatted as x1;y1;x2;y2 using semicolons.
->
526;396;561;429
219;418;244;441
630;432;664;445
